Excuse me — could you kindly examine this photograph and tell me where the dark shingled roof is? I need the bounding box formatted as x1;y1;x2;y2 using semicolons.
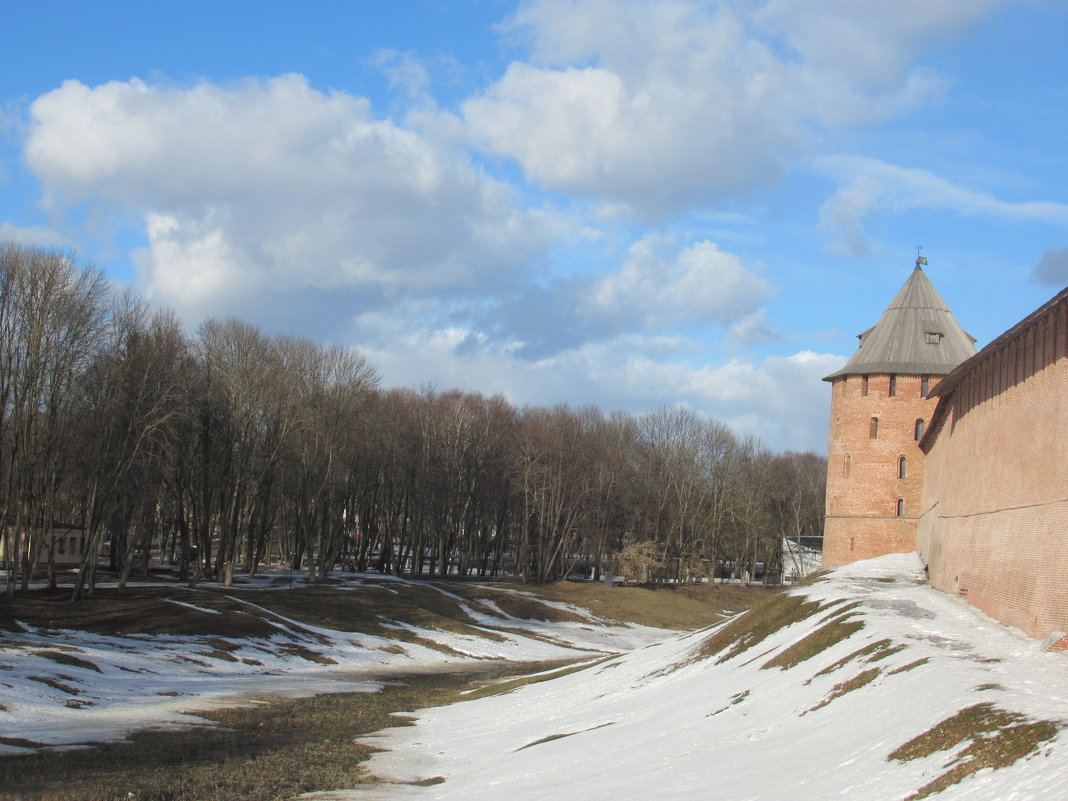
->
824;264;976;381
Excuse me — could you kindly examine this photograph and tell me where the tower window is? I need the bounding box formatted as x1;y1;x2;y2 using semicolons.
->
899;456;907;479
861;375;869;396
896;498;905;517
921;375;930;397
844;454;851;478
889;374;897;397
870;416;879;439
926;332;943;344
915;418;925;440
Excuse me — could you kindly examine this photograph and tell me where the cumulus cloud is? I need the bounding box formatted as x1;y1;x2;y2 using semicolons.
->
816;156;1068;256
1032;246;1068;286
465;235;773;358
459;0;1005;218
464;2;802;217
584;237;771;329
25;75;563;329
757;0;1005;94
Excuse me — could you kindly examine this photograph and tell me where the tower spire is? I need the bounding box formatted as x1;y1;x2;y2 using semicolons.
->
823;261;974;381
820;257;976;569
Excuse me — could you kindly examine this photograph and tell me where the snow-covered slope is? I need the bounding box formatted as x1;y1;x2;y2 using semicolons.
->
328;554;1067;801
0;578;668;752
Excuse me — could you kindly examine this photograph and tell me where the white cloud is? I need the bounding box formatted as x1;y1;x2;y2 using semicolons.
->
371;49;433;100
728;308;778;346
583;236;771;330
757;0;1007;85
817;155;1068;256
0;222;70;248
25;75;564;327
464;2;801;217
459;0;1006;218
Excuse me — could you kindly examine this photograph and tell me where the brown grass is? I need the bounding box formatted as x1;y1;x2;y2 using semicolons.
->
443;583;591;623
0;575;766;648
888;658;930;675
695;592;828;665
889;703;1061;800
27;676;80;695
276;642;336;665
810;638;905;679
761;615;866;671
516;722;615;751
791;570;830;587
807;667;882;713
818;600;861;622
0;587;284;638
32;651;101;673
0;664;535;801
515;580;778;630
462;658;610;701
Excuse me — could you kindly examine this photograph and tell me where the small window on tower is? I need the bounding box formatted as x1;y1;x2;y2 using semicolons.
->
861;375;869;396
870;417;879;439
899;456;907;479
921;375;930;397
845;454;851;478
915;418;925;440
926;332;943;345
896;498;905;517
889;374;897;397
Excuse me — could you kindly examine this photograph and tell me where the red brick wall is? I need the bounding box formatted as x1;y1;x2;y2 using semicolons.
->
823;373;942;567
917;297;1068;638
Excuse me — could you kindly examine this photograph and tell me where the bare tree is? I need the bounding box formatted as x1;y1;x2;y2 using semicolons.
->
0;244;108;598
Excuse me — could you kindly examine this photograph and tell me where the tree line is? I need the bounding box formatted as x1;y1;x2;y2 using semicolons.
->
0;243;825;600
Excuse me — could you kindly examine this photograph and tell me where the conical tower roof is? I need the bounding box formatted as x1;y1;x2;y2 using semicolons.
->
824;261;976;380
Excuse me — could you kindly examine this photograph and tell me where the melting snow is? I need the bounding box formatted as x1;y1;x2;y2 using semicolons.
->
3;556;1065;801
315;554;1068;801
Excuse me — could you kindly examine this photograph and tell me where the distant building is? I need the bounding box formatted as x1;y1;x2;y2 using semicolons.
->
0;524;89;570
821;258;976;567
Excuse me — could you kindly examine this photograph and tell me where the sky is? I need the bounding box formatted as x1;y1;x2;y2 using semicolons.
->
2;0;1066;453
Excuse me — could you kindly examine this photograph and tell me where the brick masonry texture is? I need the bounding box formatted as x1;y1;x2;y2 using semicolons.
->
917;292;1068;638
822;372;940;568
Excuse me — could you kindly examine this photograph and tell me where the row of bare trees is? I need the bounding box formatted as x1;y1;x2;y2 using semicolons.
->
0;243;824;599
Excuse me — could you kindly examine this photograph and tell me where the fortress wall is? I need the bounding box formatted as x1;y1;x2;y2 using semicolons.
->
918;295;1068;638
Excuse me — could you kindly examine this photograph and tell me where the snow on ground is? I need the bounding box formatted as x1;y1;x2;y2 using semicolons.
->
0;574;669;753
315;554;1068;801
4;557;1066;800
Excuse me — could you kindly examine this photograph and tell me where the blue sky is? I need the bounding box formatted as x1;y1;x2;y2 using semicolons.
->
2;0;1066;453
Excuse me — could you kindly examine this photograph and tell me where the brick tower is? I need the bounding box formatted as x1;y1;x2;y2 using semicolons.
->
821;257;976;568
